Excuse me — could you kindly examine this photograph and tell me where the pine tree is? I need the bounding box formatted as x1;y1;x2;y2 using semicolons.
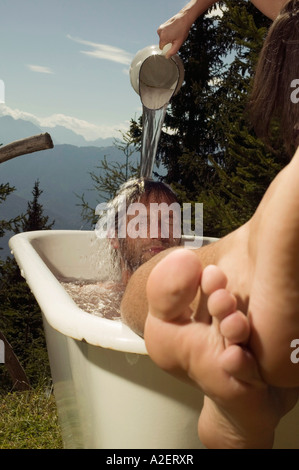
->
203;1;289;235
0;173;29;390
16;180;55;232
0;183;22;244
0;257;49;390
128;1;287;238
0;181;55;391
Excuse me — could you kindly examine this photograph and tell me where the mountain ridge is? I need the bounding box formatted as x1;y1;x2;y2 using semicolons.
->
0;115;115;147
0;115;140;257
0;114;166;258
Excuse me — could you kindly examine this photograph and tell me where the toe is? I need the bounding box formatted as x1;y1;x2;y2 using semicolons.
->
207;288;237;320
201;265;227;295
220;311;250;345
220;345;264;386
146;248;202;323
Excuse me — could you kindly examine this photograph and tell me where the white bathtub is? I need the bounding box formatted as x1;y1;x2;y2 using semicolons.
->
9;230;299;449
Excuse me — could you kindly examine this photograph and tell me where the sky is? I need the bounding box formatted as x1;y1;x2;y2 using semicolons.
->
0;0;188;141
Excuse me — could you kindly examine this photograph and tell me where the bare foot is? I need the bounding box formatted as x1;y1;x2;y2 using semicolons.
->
144;249;298;448
189;148;299;388
243;147;299;387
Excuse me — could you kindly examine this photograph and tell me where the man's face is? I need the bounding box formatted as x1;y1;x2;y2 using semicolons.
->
119;193;181;273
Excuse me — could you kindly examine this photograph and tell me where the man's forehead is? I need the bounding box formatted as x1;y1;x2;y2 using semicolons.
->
125;195;179;223
138;191;176;205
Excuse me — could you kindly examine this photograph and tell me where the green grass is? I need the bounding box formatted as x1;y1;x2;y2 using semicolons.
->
0;387;63;449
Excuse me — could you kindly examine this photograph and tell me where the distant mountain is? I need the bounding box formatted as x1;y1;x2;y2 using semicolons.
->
0;143;138;227
0;143;140;257
41;125;115;147
0;115;114;147
0;114;166;259
0;114;133;236
0;116;43;146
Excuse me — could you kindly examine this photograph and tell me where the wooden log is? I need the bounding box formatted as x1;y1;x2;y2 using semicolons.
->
0;330;31;391
0;133;54;164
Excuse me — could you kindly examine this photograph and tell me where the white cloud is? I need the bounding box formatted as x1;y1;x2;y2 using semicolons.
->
67;34;133;66
0;104;130;140
27;64;54;74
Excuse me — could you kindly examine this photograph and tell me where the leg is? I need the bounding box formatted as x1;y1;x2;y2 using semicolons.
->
192;146;299;388
144;249;298;448
245;146;299;386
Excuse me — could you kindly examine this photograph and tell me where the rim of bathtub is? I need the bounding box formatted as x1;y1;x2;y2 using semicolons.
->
9;230;218;355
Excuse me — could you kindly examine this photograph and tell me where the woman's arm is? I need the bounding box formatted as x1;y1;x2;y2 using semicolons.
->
250;0;287;19
157;0;216;58
158;0;287;59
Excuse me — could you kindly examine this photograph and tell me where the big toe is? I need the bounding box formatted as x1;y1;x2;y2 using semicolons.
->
146;248;202;323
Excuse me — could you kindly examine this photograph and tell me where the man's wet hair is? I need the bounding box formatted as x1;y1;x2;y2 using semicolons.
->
110;177;179;236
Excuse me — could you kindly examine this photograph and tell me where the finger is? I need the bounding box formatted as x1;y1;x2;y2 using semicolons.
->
158;36;173;53
162;40;182;58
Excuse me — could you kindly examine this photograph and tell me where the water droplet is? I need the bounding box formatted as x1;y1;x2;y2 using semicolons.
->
125;353;139;366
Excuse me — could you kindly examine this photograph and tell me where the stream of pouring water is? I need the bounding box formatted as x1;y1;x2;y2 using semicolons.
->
140;104;168;178
130;44;184;179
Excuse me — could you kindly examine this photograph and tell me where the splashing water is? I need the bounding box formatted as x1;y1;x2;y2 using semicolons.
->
60;279;123;320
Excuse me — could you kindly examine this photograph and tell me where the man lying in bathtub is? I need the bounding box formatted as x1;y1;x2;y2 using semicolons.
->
105;177;182;284
62;178;182;320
